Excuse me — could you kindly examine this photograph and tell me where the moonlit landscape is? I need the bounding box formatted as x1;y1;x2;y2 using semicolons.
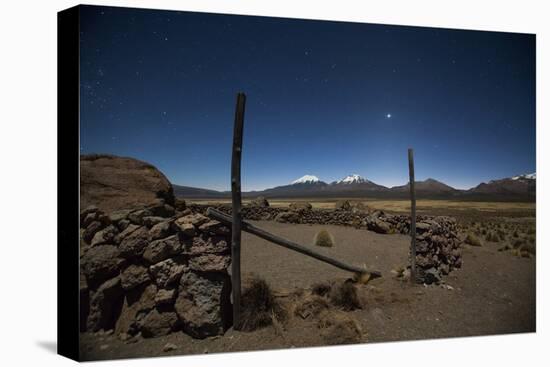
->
76;5;536;361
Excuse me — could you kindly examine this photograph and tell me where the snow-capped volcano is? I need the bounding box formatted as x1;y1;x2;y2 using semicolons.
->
291;175;320;184
512;173;536;180
336;174;367;184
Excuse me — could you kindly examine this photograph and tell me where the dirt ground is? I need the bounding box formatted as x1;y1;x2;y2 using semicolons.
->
80;219;535;361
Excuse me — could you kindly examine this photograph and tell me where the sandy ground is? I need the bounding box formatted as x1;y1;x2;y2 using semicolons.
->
80;220;535;361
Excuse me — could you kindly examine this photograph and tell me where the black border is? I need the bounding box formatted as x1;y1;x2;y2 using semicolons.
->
57;5;80;361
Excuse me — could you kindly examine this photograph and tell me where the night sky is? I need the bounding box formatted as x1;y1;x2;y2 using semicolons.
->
79;5;535;191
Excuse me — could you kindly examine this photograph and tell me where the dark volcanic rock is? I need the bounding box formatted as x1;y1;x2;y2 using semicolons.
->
149;257;188;288
118;226;150;258
90;224;119;246
189;253;231;272
120;264;150;291
140;308;179;338
182;235;230;255
82;221;103;244
81;245;121;287
148;220;173;241
80;154;175;213
115;283;157;336
87;276;124;332
143;234;183;264
175;271;231;338
366;217;391;234
275;211;300;223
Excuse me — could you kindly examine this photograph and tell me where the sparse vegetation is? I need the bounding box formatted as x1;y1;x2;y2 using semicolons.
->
238;276;287;331
328;280;363;311
485;231;500;242
294;294;330;319
318;310;364;345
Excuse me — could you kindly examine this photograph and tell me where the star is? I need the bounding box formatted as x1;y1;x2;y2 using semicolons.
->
386;113;392;119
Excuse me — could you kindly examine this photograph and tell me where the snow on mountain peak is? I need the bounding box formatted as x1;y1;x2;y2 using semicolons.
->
292;175;320;184
512;173;536;180
337;174;367;184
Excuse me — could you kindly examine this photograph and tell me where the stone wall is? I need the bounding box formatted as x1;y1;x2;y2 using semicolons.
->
190;202;462;283
79;199;463;341
79;200;232;340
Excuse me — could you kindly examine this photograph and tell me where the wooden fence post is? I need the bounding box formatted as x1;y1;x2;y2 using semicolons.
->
231;92;246;329
408;148;417;283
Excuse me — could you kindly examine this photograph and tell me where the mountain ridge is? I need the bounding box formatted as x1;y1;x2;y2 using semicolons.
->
173;173;536;201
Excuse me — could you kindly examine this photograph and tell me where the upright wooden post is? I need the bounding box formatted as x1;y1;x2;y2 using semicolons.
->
408;148;417;283
231;92;246;329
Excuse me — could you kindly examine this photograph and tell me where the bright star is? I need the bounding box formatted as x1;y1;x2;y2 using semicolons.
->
386;113;392;119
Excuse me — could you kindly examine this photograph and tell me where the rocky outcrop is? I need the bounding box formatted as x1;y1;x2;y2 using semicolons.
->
79;205;232;339
80;154;175;213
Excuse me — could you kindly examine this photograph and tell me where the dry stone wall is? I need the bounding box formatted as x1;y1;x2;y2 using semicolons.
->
190;202;462;283
79;200;232;340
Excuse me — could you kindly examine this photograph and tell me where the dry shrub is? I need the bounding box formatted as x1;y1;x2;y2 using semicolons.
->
512;239;524;249
465;233;482;247
294;294;330;319
328;280;363;311
315;230;334;247
311;281;332;297
238;276;287;331
485;231;500;242
318;311;364;345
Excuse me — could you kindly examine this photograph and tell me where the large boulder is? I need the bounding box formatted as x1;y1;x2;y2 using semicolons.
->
174;271;232;338
80;154;175;213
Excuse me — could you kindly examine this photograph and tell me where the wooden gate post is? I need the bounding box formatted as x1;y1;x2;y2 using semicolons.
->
408;148;417;283
231;92;246;329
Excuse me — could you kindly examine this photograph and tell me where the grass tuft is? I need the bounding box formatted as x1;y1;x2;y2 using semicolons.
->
314;229;334;247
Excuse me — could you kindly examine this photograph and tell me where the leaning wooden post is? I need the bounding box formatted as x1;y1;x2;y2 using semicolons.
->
408;148;417;283
231;92;246;329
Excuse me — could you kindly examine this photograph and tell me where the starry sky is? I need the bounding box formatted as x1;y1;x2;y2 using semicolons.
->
79;5;536;191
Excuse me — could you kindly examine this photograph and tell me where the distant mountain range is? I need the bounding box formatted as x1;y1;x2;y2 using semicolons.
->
173;173;536;201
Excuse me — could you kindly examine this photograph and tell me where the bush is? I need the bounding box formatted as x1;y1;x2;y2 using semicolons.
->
315;230;334;247
238;276;287;331
465;233;482;247
328;280;363;311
